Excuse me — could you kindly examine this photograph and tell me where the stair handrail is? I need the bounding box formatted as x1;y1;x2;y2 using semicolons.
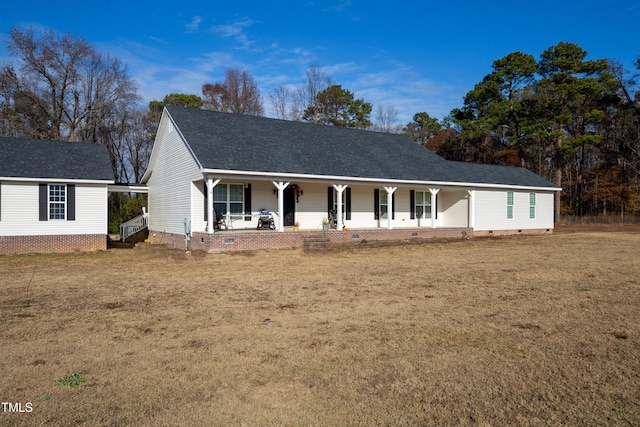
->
120;208;149;242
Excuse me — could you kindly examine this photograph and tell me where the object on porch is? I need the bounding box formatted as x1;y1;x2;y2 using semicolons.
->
257;209;276;230
213;208;227;230
293;222;300;232
328;209;338;229
322;217;330;232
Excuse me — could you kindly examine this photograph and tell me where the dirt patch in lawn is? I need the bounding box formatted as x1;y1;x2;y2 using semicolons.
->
1;232;639;426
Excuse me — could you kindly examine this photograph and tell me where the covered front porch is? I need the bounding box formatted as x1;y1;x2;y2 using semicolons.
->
147;225;473;253
197;177;475;235
146;174;477;252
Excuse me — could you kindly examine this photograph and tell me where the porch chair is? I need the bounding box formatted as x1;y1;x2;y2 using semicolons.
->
328;209;338;229
213;208;227;231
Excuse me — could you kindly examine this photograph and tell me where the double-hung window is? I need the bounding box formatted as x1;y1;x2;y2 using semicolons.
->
213;183;244;220
507;191;514;220
49;184;66;220
415;191;432;219
379;190;388;219
39;183;74;221
529;193;536;219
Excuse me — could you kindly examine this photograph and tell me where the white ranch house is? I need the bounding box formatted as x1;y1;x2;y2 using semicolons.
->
0;106;560;255
142;106;559;252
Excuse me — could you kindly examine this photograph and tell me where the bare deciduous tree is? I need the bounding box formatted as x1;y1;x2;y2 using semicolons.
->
268;85;290;120
373;104;401;133
301;65;332;123
202;68;264;116
266;65;331;122
2;26;142;182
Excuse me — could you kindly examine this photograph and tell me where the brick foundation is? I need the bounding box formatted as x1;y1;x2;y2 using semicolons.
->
0;234;107;255
473;228;553;237
148;227;475;253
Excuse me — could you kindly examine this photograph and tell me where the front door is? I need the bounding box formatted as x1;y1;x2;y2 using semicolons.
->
284;187;295;226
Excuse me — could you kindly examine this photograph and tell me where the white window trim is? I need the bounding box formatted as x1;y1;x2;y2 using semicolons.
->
49;184;66;221
415;190;432;220
379;189;389;219
529;192;536;220
507;191;514;220
213;183;245;219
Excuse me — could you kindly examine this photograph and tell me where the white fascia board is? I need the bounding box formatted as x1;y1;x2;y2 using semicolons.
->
107;184;148;193
0;176;114;185
201;168;562;192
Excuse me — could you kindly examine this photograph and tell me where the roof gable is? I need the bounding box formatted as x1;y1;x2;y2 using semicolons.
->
165;106;558;189
0;137;114;181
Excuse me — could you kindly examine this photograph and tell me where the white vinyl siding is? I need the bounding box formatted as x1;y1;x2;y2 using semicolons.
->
146;115;203;235
0;181;107;236
473;189;554;231
438;191;468;227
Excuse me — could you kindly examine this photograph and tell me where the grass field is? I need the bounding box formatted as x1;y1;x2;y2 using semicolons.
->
1;231;639;426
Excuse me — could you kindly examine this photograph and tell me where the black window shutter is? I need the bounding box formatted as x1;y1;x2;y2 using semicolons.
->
204;182;208;222
327;187;334;214
434;193;438;219
345;187;352;220
410;190;415;220
374;189;379;220
66;184;75;221
244;184;252;220
39;184;48;221
392;192;396;220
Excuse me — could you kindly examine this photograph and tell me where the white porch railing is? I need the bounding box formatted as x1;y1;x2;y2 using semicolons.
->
120;208;149;242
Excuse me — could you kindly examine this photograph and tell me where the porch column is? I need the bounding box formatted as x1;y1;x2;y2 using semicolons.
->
384;186;397;230
429;188;440;229
333;184;348;230
467;189;476;229
206;177;221;234
272;181;290;232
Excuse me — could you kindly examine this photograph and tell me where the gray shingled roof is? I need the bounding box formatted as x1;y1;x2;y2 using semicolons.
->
0;137;114;181
166;106;558;189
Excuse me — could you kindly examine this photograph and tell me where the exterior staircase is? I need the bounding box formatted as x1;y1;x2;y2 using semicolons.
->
119;208;149;242
303;233;331;251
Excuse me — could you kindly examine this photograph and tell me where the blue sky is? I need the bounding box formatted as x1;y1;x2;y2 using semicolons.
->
1;1;639;124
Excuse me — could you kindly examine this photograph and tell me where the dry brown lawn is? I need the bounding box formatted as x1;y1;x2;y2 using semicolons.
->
1;231;639;426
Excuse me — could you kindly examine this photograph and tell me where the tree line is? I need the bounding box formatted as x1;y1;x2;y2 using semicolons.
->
444;43;640;220
1;26;639;222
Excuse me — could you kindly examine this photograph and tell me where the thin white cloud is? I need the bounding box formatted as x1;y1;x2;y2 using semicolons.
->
338;62;463;122
190;51;244;74
324;1;352;13
147;35;169;45
186;16;203;33
209;17;260;50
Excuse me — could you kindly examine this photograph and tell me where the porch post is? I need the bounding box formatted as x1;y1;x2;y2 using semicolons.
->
272;181;290;232
384;186;397;230
206;177;221;234
467;189;476;229
333;184;348;230
429;188;440;229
